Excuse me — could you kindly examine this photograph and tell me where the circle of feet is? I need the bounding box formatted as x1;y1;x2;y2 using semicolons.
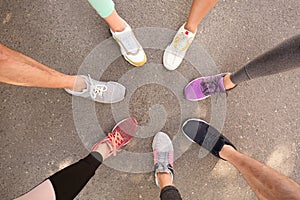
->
72;27;227;173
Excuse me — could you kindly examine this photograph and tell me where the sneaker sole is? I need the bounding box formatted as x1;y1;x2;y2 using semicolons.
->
124;54;147;67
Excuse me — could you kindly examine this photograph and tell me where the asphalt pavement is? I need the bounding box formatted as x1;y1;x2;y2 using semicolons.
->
0;0;299;199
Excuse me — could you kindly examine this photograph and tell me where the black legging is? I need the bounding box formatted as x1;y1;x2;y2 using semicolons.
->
230;34;300;84
49;152;103;200
160;186;182;200
18;151;182;200
50;152;182;200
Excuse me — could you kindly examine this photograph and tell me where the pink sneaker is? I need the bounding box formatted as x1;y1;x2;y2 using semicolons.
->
92;118;138;156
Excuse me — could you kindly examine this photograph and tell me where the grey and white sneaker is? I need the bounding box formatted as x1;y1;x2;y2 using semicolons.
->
65;75;126;103
111;21;147;67
152;132;174;187
163;23;195;70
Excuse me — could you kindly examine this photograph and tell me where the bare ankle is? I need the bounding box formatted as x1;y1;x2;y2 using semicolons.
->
223;74;236;90
219;145;237;160
184;22;197;33
157;172;173;190
110;21;126;32
93;142;111;160
105;10;126;32
71;76;87;92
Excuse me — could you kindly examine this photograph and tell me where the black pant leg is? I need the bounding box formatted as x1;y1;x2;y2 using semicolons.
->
230;34;300;84
49;152;103;200
160;186;182;200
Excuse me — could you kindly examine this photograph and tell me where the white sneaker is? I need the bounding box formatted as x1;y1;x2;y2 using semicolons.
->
111;21;147;67
163;23;196;70
65;75;126;104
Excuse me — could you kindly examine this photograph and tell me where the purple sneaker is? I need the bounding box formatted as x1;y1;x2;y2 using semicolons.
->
185;73;227;101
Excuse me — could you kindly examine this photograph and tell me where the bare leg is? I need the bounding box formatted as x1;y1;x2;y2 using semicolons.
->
88;0;126;32
0;43;86;92
158;172;182;200
220;145;300;200
104;10;126;32
185;0;219;33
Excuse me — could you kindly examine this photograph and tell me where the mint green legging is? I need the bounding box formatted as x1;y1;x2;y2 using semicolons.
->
88;0;115;18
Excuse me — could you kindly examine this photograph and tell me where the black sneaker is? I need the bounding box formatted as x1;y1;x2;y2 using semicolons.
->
182;118;236;160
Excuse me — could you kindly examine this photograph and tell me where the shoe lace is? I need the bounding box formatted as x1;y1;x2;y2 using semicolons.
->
200;77;224;96
107;131;124;156
88;74;108;100
173;32;193;52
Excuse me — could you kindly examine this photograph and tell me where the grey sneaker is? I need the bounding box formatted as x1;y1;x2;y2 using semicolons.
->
152;132;174;187
65;75;126;103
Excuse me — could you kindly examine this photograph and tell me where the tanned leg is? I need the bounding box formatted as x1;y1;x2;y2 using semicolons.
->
185;0;219;33
0;43;86;91
157;172;174;190
103;10;126;32
220;145;300;200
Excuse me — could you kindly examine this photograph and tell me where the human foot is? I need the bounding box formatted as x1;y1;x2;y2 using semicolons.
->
65;75;126;103
163;23;195;70
111;21;147;67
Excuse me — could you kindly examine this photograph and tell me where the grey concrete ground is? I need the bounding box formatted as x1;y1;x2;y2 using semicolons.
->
0;0;299;199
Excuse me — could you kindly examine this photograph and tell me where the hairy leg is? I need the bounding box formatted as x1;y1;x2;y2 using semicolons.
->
220;145;300;200
0;43;86;91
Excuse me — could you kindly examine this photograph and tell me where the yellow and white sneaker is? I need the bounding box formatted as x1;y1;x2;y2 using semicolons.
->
163;23;195;70
111;21;147;67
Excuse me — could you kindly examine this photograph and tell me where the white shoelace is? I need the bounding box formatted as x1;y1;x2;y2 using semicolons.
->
88;74;108;99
